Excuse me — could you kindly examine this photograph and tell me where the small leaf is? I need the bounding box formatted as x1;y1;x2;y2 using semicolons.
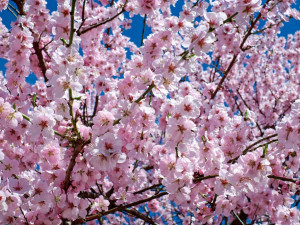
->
32;93;37;107
244;110;248;119
262;143;268;157
60;38;68;45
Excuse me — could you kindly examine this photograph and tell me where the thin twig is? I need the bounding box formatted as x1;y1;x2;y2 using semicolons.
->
141;14;147;47
268;175;297;183
135;82;155;104
77;0;128;36
193;174;219;183
211;54;238;99
228;134;277;163
8;3;19;13
7;6;18;18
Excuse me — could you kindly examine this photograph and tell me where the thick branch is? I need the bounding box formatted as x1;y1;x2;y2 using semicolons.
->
63;140;90;191
11;0;26;15
33;41;48;82
78;191;100;199
122;208;157;225
73;191;168;223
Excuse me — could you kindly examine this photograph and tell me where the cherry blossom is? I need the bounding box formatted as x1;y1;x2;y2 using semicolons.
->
0;0;299;224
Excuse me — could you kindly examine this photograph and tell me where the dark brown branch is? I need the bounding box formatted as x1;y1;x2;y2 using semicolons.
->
231;210;247;225
92;95;99;117
20;207;29;225
239;0;271;50
140;14;147;47
33;41;48;82
211;54;238;99
11;0;26;15
77;0;87;32
73;191;168;223
268;175;297;183
63;140;90;192
249;139;278;153
193;174;219;183
133;183;162;195
122;208;157;225
211;0;275;99
78;191;100;199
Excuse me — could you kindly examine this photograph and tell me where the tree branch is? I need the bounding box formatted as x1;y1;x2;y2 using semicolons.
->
11;0;26;15
63;140;90;192
193;174;219;184
228;134;277;163
122;208;157;225
268;175;297;183
134;82;155;104
77;0;128;36
133;183;162;195
140;14;147;47
33;41;48;82
211;54;238;99
73;191;168;223
239;0;271;51
67;0;77;47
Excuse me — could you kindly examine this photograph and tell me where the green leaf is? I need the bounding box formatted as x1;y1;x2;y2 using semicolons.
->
262;143;268;156
60;38;68;45
244;110;248;119
32;93;37;107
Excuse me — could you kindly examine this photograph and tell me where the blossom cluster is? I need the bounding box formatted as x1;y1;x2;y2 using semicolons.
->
0;0;299;224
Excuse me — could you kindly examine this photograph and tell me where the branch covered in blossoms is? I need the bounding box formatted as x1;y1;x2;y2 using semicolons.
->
0;0;299;224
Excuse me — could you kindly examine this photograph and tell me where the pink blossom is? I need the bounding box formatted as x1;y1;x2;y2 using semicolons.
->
91;195;110;212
